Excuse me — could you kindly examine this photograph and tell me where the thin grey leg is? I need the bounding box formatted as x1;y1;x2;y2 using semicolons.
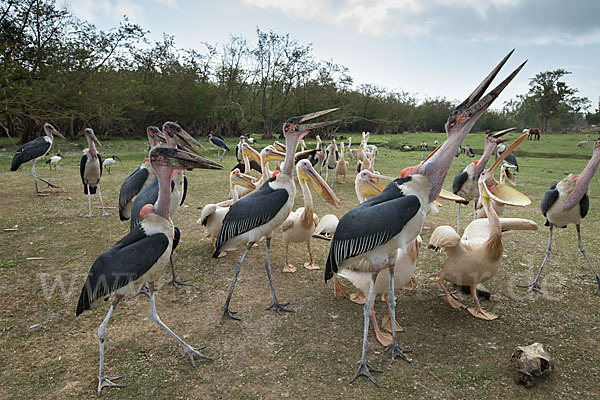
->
221;242;253;323
168;254;192;287
265;237;294;314
385;265;412;363
97;296;124;396
97;184;109;216
576;225;600;295
30;158;57;191
518;224;553;293
86;184;93;217
457;203;461;233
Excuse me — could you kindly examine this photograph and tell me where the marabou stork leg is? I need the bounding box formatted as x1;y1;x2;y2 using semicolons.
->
350;272;382;386
385;265;412;363
221;242;253;323
467;285;498;320
576;225;600;295
148;282;211;366
517;224;553;293
97;295;124;397
265;237;295;314
97;184;110;216
167;254;192;287
86;184;93;217
31;159;57;195
303;241;320;270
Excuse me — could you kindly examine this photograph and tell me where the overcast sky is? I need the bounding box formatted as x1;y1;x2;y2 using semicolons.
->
65;0;600;111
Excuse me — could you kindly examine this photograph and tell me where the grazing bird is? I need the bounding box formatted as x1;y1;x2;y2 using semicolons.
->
518;137;600;294
324;50;525;385
496;143;519;172
313;214;340;240
102;155;121;174
118;126;166;221
11;123;64;195
208;133;230;160
430;132;535;320
335;142;349;183
281;159;340;272
215;108;339;323
452;128;514;231
325;137;339;185
46;153;62;169
80;128;109;217
576;134;591;148
75;146;221;396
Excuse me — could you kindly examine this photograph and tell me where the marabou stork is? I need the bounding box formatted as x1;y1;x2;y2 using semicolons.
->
102;155;121;174
281;159;340;273
335;142;349;183
215;108;339;323
208;133;230;160
451;127;515;231
324;50;526;385
45;153;62;169
518;137;600;294
325;137;339;186
496;143;519;172
80;128;109;217
11;123;64;195
76;145;222;396
235;136;245;162
430;132;536;320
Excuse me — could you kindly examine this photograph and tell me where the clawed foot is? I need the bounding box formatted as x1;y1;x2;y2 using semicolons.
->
168;278;193;288
282;264;296;273
181;343;212;367
266;301;295;314
303;261;320;270
221;307;240;323
101;212;110;216
133;284;151;298
516;282;543;294
97;375;124;397
385;341;413;364
349;361;382;386
84;214;94;218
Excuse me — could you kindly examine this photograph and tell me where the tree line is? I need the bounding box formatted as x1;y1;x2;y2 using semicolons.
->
1;0;597;143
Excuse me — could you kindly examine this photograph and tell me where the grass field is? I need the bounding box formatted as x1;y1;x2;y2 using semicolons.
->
0;130;599;399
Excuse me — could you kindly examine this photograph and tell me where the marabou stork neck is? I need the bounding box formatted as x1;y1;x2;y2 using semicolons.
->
207;133;230;160
11;123;64;195
80;128;109;217
452;127;515;231
325;50;526;386
76;145;222;396
518;137;600;294
215;108;339;323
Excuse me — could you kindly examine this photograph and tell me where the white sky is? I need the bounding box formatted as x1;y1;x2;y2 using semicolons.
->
65;0;600;111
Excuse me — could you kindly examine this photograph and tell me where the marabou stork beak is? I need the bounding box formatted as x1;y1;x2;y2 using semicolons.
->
293;107;340;133
297;160;340;206
360;172;394;198
90;130;102;147
437;189;465;202
241;143;261;163
151;145;223;170
480;132;530;207
46;124;65;139
489;127;516;143
173;128;207;154
273;141;286;152
232;169;257;190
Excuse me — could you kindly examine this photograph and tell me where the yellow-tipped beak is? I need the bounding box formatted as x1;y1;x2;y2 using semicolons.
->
263;148;286;163
242;144;261;163
232;170;257;190
359;174;393;198
299;165;340;207
273;141;286;152
437;189;465;202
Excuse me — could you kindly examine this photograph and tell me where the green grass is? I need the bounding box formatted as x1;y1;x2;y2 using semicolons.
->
0;131;599;399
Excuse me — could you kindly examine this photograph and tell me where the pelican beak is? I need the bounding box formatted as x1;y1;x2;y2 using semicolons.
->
232;169;257;189
359;173;393;198
263;147;286;163
489;127;516;143
288;107;340;133
273;141;286;152
437;189;465;202
298;162;340;207
150;145;223;170
242;143;261;163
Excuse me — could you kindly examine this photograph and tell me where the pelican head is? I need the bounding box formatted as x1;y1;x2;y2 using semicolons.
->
230;168;256;190
356;169;394;200
296;159;340;206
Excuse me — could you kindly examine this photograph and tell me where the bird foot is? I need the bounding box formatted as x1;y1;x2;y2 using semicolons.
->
266;301;295;314
101;212;110;216
168;278;193;288
333;278;348;298
97;375;124;397
282;264;296;273
445;292;466;310
303;261;320;270
402;279;414;291
84;213;94;218
217;251;228;258
516;282;543;294
133;284;151;298
349;361;382;386
385;341;413;364
381;314;404;333
349;292;366;305
181;343;212;367
468;307;498;321
374;329;393;347
220;307;240;323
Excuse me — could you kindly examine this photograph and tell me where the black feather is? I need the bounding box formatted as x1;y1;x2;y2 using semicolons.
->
11;137;51;171
452;169;470;204
118;166;149;221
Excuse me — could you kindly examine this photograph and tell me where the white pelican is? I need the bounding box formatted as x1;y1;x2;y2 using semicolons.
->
335;142;349;183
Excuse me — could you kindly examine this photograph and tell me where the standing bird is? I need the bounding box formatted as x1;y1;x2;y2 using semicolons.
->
576;134;591;148
46;153;62;169
464;144;475;157
325;137;339;185
76;146;222;396
335;142;349;183
118;126;166;221
452;128;514;231
430;133;535;320
245;134;257;145
495;143;519;172
518;137;600;294
11;123;64;195
102;155;121;174
215;108;339;323
324;50;525;385
208;133;230;160
80;128;109;217
281;159;340;272
235;136;245;162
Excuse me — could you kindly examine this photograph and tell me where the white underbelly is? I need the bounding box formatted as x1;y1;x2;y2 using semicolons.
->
84;159;101;186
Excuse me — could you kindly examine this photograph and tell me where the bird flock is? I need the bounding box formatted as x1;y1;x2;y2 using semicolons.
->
8;50;600;394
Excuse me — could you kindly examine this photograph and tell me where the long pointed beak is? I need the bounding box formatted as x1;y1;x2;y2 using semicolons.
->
242;143;261;163
273;141;286;152
359;173;393;197
172;129;207;154
437;189;465;202
91;132;102;147
151;146;223;170
296;107;340;131
488;131;528;173
299;163;340;206
490;127;516;143
232;170;257;189
52;128;65;139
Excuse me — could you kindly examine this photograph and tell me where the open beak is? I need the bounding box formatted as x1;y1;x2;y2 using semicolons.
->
273;141;286;152
489;127;516;143
298;162;340;206
232;170;257;190
150;145;223;170
294;107;340;132
437;189;465;202
242;143;261;163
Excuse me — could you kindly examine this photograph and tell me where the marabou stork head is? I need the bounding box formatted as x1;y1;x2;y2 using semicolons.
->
44;123;64;139
162;121;207;154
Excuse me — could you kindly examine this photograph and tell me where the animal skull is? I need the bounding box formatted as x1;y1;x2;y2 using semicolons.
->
511;343;554;388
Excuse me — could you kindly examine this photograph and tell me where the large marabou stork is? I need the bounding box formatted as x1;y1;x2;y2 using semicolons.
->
215;108;339;323
80;128;109;217
324;50;526;385
75;145;222;396
118;126;166;221
208;133;230;160
11;123;64;195
452;127;515;231
518;137;600;294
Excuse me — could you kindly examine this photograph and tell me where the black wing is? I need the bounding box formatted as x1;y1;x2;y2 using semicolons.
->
76;226;169;315
580;193;589;219
80;154;88;194
214;177;289;257
180;175;188;206
452;169;470;204
11;137;51;171
541;183;559;226
118;167;149;221
235;143;243;162
325;178;421;281
172;226;181;254
212;136;230;150
98;154;103;177
130;177;159;231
